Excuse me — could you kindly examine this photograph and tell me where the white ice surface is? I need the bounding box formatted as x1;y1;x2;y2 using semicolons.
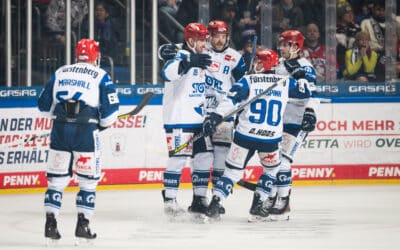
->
0;185;399;250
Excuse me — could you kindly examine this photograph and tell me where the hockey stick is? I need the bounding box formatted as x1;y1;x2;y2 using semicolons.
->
0;92;154;149
237;180;257;191
117;91;154;119
169;75;291;155
245;35;258;75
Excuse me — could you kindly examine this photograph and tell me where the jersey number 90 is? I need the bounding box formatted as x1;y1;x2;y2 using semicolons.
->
249;99;282;126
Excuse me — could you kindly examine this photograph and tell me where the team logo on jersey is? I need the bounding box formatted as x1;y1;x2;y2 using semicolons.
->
224;54;236;62
208;61;220;72
194;103;204;116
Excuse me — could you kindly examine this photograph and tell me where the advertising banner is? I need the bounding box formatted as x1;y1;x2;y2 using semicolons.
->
0;84;399;191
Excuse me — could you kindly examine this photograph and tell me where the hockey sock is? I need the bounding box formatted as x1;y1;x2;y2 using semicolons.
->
213;176;234;200
276;158;292;197
44;189;63;217
255;173;277;202
211;169;224;189
191;170;211;197
76;190;96;219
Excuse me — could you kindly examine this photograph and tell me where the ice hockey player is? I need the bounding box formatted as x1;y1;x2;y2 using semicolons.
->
205;49;312;221
188;20;246;217
38;38;119;244
160;23;212;218
270;30;319;220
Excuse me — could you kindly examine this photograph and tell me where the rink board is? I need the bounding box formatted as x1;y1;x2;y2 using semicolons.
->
0;84;399;192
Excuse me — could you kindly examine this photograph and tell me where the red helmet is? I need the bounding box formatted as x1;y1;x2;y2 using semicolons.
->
184;23;209;42
75;38;100;64
278;30;305;50
208;20;229;35
255;49;279;73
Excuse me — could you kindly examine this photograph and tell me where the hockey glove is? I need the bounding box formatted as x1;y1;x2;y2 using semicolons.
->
301;108;317;132
158;43;178;61
179;53;212;74
203;112;223;137
228;81;249;104
284;59;306;79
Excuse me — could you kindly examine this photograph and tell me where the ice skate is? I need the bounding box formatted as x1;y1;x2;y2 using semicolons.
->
162;190;186;219
205;195;221;220
188;195;209;223
248;192;270;222
74;213;97;245
45;212;61;246
269;196;290;221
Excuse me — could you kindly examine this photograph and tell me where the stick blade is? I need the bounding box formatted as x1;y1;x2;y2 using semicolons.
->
118;92;154;119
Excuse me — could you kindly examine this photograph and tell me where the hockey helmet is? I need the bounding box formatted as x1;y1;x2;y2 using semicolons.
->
184;23;209;42
278;30;305;50
208;20;229;35
254;49;279;73
75;38;100;65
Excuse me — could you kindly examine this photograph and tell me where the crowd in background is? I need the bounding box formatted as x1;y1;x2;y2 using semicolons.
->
158;0;400;83
1;0;400;85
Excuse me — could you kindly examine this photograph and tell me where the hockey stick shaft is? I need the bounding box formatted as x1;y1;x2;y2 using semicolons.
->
237;180;257;191
168;75;291;155
117;91;154;119
245;35;258;75
1;92;154;148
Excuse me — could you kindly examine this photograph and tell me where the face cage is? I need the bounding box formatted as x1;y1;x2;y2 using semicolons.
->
278;41;300;59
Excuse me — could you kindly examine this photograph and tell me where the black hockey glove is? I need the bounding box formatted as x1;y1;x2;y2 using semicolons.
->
203;112;223;137
284;59;306;79
158;43;178;61
301;108;316;132
179;53;212;74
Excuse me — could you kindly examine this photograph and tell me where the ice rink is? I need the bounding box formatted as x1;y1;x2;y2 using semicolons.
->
0;185;399;250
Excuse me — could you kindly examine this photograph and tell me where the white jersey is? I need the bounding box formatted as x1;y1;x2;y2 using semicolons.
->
38;62;119;127
162;49;206;129
234;73;299;143
275;57;319;126
205;47;246;116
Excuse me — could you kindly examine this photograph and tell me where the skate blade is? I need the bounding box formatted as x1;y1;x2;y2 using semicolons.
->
247;215;269;223
45;237;60;247
189;213;209;224
164;211;188;223
207;214;222;222
74;237;95;246
269;214;290;221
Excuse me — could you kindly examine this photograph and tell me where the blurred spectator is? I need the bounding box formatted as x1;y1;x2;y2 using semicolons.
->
158;0;181;43
216;0;242;49
360;0;400;81
45;0;88;45
336;0;361;78
236;0;259;32
81;1;125;63
303;22;326;82
350;0;371;24
272;0;304;48
343;31;378;82
175;0;198;28
360;0;386;53
360;0;400;52
298;0;324;29
397;38;400;79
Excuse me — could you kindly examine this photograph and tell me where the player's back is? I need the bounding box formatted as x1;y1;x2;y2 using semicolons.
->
235;73;292;143
52;62;109;108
